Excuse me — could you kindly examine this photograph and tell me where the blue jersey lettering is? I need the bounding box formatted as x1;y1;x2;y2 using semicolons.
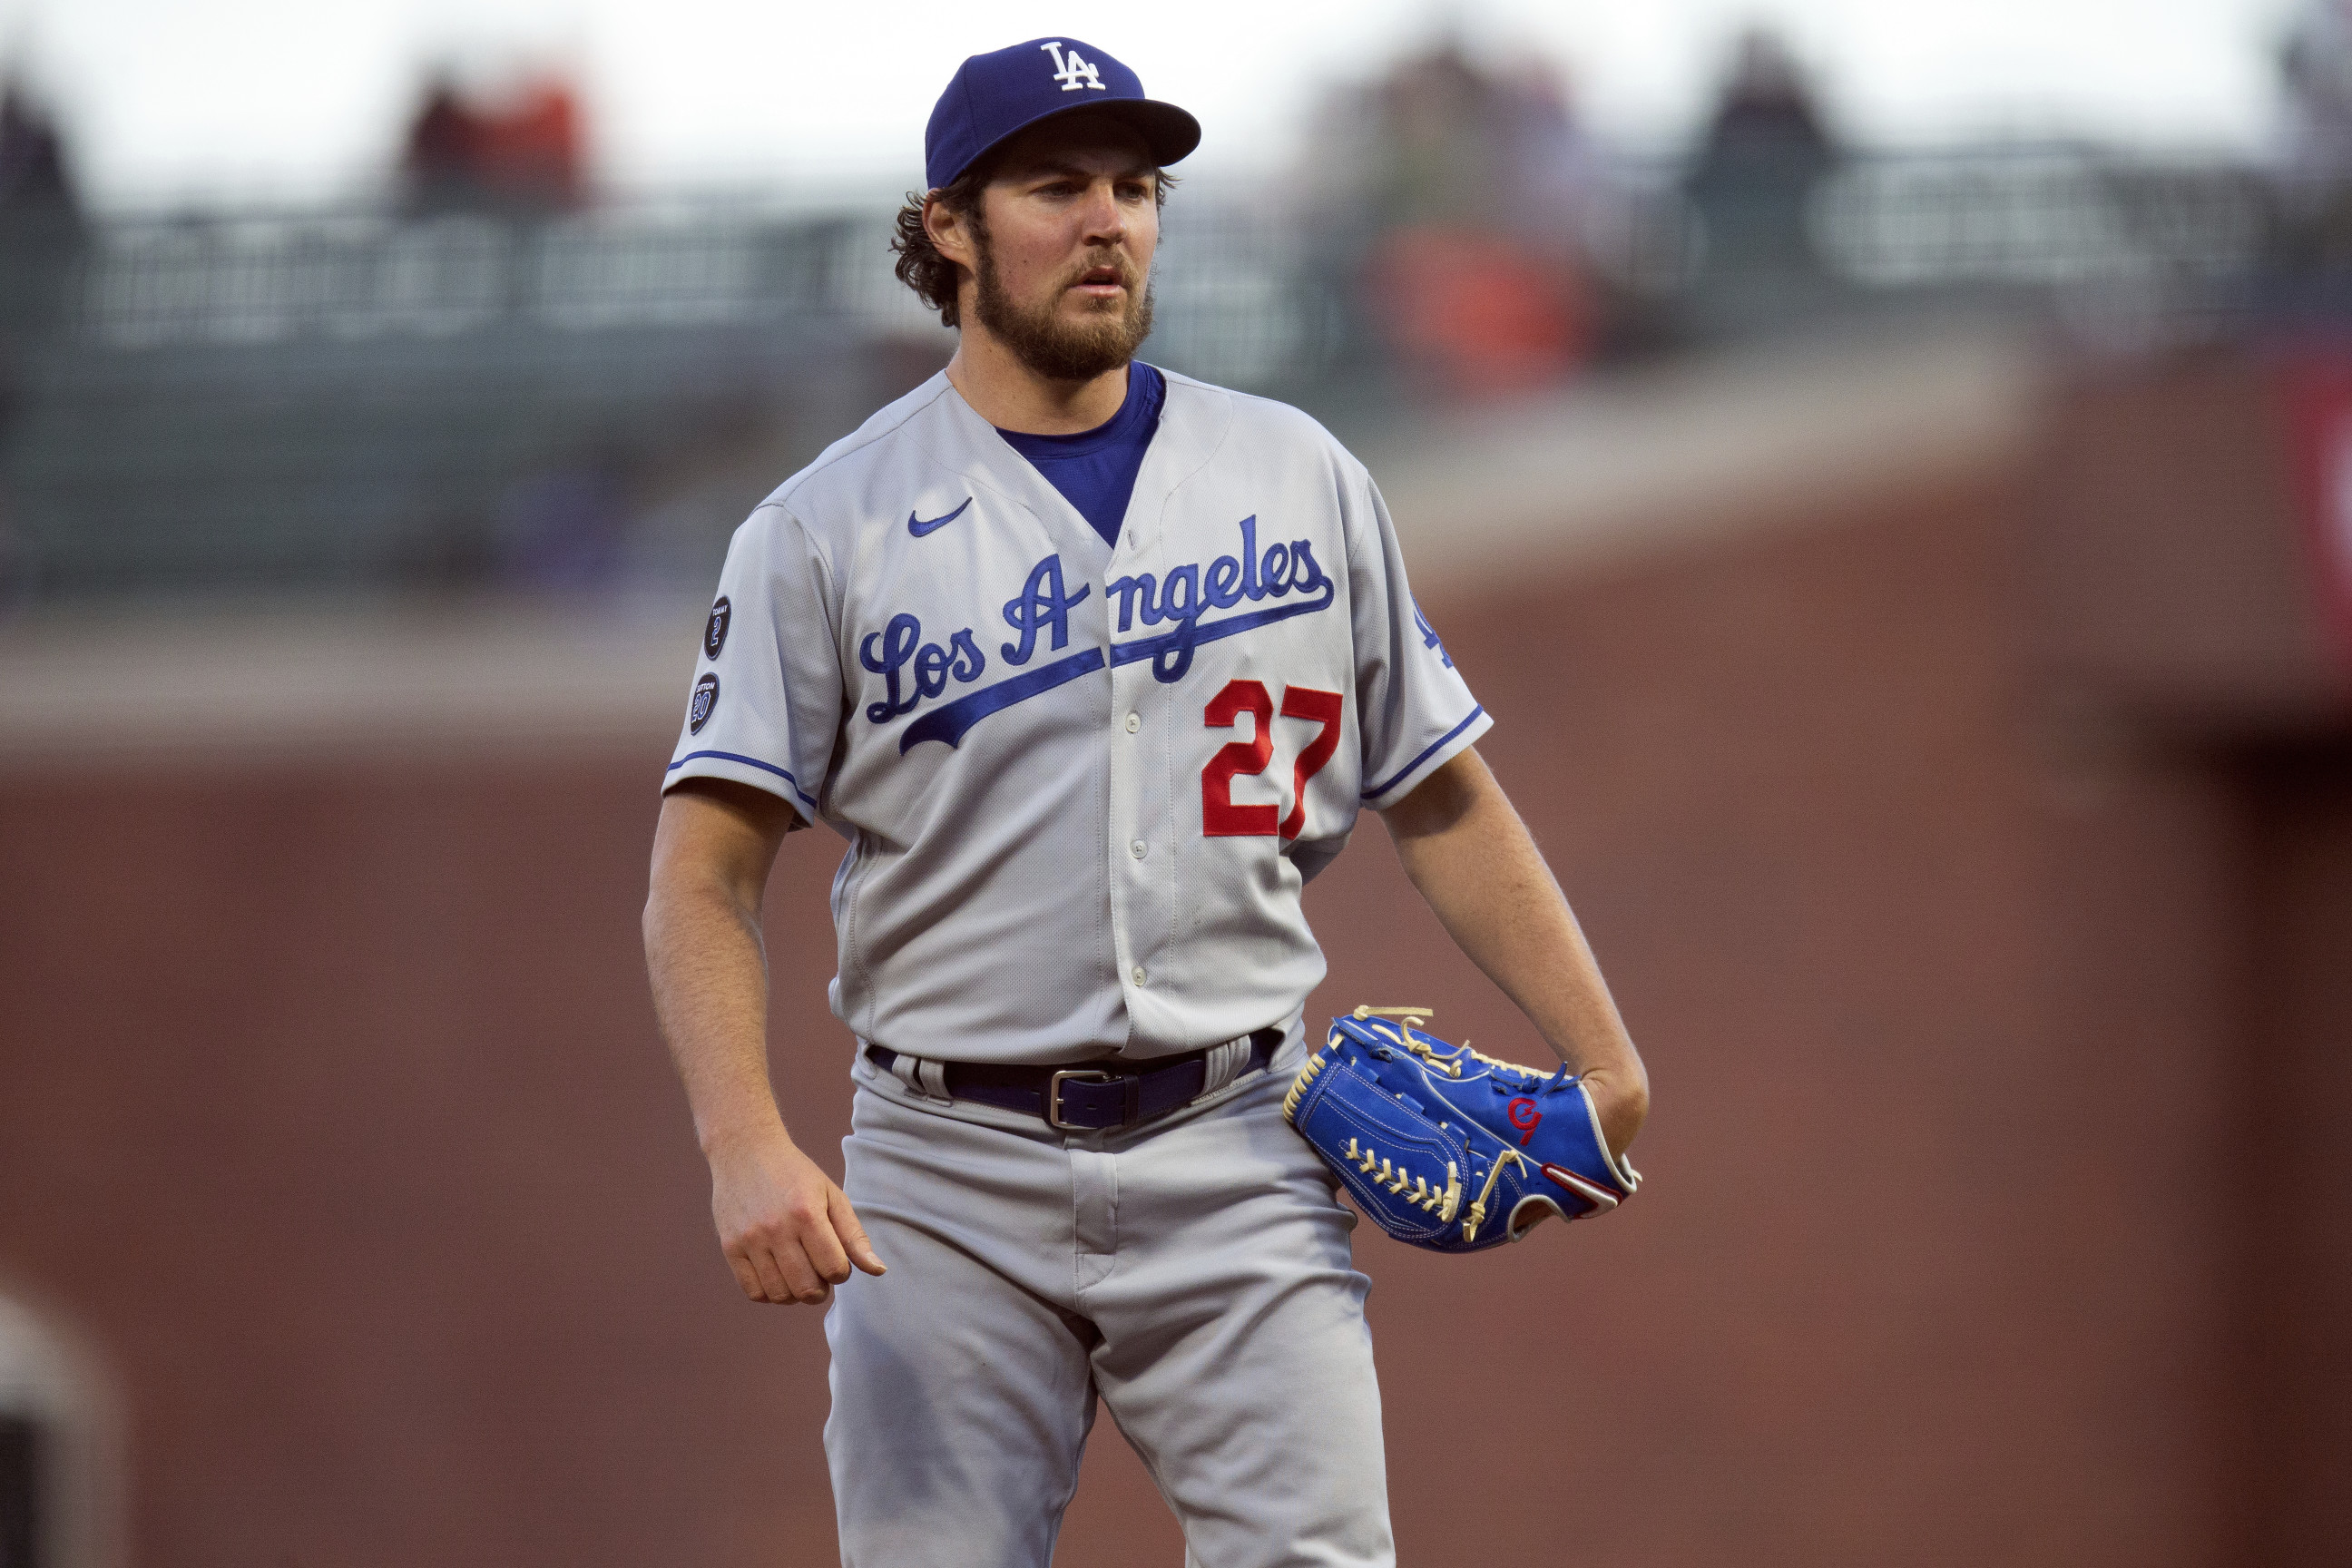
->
1001;554;1091;665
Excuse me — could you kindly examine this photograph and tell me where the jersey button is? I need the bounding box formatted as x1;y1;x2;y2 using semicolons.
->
1132;965;1148;986
1130;838;1147;859
1124;712;1140;733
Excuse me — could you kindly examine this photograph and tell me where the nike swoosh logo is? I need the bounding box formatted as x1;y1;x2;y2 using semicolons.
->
907;498;973;537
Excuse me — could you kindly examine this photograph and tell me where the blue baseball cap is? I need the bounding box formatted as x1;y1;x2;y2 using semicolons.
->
925;37;1200;192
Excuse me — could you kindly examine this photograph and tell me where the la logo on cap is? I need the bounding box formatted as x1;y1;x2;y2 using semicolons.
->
1041;41;1107;93
921;36;1200;191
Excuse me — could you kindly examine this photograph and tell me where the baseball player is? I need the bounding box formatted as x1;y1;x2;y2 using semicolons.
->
642;36;1648;1568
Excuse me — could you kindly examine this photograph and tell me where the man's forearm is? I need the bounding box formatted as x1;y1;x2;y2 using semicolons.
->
644;785;883;1305
1382;750;1649;1151
644;873;789;1155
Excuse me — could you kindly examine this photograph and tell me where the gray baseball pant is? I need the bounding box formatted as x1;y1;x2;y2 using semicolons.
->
824;1024;1396;1568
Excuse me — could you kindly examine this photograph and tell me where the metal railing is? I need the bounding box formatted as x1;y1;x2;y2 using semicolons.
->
64;199;1339;392
1809;148;2268;295
47;149;2299;348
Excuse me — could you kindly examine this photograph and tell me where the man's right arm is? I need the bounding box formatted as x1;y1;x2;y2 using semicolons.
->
642;779;884;1306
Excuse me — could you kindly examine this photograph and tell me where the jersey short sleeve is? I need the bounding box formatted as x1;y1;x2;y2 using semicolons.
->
662;501;843;824
1346;470;1492;808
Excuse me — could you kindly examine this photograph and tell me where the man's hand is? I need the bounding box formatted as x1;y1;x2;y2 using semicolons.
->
708;1125;886;1306
1565;1065;1648;1161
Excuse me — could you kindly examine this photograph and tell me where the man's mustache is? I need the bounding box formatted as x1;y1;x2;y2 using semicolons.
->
1063;250;1141;291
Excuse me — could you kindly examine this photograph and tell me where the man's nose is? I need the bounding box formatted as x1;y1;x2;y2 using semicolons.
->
1079;180;1127;245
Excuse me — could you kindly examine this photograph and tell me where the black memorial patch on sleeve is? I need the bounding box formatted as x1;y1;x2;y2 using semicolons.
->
704;595;732;660
689;672;720;734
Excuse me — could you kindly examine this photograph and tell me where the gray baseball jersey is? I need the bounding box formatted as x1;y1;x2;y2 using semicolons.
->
663;367;1488;1065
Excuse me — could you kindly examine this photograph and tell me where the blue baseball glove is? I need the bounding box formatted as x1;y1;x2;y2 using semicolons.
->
1281;1007;1641;1252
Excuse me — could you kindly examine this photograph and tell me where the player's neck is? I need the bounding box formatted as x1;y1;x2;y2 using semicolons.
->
944;327;1130;436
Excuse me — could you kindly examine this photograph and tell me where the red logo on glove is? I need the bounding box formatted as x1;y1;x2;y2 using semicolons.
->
1505;1097;1543;1146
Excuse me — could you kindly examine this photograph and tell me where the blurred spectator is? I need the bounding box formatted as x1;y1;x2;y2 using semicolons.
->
2277;0;2352;275
476;79;586;210
0;80;83;380
2281;0;2352;187
402;74;486;212
1304;39;1606;397
1372;43;1506;230
400;69;588;215
0;78;74;219
1497;61;1615;258
0;75;81;607
1681;28;1841;326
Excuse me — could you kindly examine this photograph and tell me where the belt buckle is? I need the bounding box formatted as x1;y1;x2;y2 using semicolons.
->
1046;1068;1115;1131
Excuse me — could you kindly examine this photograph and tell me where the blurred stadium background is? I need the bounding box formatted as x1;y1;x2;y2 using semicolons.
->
3;4;2350;1564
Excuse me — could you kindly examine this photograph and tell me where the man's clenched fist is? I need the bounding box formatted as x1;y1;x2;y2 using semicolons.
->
707;1128;886;1306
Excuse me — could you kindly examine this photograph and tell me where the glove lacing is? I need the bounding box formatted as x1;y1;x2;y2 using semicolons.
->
1338;1137;1461;1220
1461;1147;1526;1243
1354;1006;1567;1087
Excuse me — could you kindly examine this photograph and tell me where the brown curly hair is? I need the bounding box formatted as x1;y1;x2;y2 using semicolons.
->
891;164;1179;328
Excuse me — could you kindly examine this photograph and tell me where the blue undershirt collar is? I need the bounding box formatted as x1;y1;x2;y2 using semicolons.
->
995;362;1167;549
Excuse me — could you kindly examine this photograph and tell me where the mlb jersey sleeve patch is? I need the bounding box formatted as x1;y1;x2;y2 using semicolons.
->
662;502;842;826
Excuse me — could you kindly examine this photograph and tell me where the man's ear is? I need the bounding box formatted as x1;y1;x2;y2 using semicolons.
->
924;192;975;271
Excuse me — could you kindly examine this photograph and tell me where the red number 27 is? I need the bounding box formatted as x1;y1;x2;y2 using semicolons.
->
1201;680;1343;840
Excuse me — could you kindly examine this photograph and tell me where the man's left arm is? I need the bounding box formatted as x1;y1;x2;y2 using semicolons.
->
1378;747;1650;1157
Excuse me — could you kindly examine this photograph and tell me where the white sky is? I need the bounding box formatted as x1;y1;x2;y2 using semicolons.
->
0;0;2312;208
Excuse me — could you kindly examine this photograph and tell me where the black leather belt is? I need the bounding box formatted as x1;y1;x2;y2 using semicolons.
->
865;1027;1284;1132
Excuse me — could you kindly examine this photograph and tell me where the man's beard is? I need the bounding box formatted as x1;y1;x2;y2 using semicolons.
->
972;229;1155;382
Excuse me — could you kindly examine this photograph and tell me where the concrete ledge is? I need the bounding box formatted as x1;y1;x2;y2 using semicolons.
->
1375;319;2045;590
0;594;705;769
